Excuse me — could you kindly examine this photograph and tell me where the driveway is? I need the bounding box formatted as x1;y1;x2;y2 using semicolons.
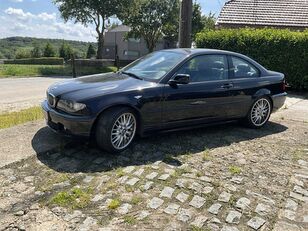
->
0;77;70;113
0;95;307;231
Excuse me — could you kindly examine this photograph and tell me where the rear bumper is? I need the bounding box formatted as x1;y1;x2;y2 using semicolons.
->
272;92;287;112
41;100;94;137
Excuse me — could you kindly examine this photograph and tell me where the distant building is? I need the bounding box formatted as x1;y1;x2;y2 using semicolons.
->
102;25;165;61
216;0;308;30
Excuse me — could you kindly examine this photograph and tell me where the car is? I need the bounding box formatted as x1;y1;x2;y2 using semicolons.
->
42;49;287;153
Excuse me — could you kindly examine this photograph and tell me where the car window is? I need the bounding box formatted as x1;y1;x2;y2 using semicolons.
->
231;56;260;78
176;55;228;82
121;51;186;81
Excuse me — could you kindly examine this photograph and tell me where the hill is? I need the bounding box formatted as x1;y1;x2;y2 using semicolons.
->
0;37;97;59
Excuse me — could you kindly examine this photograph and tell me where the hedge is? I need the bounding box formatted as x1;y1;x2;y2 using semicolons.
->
195;28;308;90
66;59;114;67
4;57;64;65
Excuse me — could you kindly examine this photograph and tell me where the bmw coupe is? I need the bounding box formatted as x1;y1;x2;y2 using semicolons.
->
42;49;287;153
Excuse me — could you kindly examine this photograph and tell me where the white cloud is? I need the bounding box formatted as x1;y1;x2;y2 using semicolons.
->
37;12;56;21
1;7;96;42
5;7;34;21
10;0;23;2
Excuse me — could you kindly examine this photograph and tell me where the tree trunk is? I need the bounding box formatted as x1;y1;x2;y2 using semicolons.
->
96;33;104;59
145;38;155;53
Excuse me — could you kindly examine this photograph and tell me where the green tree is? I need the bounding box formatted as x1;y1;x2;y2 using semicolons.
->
192;2;205;40
53;0;131;59
31;43;42;58
120;0;178;52
43;43;56;57
202;12;216;30
59;42;73;61
15;49;31;59
86;44;96;59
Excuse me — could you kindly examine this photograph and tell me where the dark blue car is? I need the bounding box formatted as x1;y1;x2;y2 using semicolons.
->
42;49;287;153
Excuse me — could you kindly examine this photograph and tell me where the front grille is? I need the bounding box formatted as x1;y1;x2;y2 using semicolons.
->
47;93;56;107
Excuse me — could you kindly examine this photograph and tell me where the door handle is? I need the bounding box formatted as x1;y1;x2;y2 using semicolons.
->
221;83;233;89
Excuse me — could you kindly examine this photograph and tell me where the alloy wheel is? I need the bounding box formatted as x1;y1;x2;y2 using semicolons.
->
251;98;271;126
111;112;136;150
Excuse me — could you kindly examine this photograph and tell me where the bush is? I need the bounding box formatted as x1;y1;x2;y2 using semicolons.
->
4;57;64;65
195;28;308;90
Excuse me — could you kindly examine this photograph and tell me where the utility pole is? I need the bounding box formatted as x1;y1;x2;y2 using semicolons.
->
179;0;192;48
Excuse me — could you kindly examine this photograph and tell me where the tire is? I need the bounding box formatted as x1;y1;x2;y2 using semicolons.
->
242;96;272;128
95;107;137;153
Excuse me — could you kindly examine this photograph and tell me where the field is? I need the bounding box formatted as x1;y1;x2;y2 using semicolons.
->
0;64;117;77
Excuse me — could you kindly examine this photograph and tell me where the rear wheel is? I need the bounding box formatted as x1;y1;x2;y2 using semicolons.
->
95;107;137;153
243;97;272;128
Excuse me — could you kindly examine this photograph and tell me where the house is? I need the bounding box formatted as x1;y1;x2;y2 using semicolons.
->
216;0;308;30
102;25;165;62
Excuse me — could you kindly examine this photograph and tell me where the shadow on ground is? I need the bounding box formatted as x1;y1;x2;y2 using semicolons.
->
32;121;287;173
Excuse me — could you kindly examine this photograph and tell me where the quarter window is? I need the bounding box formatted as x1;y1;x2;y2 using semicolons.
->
231;56;260;78
176;55;228;82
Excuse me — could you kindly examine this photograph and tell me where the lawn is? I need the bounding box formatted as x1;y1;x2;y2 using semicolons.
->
0;106;43;129
0;64;117;77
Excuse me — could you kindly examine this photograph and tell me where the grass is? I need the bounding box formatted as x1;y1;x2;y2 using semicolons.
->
123;215;136;225
0;106;43;129
108;199;121;209
0;64;117;77
50;187;93;209
131;195;143;205
229;166;242;175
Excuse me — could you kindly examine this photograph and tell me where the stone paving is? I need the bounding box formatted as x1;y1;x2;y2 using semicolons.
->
0;97;308;230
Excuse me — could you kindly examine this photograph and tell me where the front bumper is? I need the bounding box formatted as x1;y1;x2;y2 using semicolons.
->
41;100;94;137
272;92;287;112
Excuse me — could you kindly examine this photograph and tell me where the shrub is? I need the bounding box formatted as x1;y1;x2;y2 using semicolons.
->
195;28;308;90
4;57;64;65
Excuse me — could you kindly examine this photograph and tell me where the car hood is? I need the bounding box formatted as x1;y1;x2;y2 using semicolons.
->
48;72;157;101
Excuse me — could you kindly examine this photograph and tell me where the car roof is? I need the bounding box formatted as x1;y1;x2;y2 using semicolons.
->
163;48;239;56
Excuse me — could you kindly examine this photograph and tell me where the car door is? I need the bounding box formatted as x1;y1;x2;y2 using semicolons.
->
162;54;234;128
227;55;262;117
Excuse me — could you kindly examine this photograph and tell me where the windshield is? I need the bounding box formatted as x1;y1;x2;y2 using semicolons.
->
121;50;186;81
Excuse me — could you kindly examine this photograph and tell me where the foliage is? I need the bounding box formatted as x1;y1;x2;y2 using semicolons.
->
160;1;209;46
15;49;31;59
0;106;43;129
59;42;73;61
201;12;216;30
53;0;130;59
120;0;178;52
0;64;116;77
0;36;96;59
196;28;308;90
86;44;96;59
192;2;205;40
43;43;56;57
31;43;42;58
4;57;64;65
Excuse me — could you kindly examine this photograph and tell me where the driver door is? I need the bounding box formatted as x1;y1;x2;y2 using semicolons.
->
162;54;234;128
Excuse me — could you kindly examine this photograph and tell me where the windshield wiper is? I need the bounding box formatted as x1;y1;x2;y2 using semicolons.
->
121;71;143;80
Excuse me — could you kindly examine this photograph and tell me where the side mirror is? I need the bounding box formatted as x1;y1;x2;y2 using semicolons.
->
168;74;190;85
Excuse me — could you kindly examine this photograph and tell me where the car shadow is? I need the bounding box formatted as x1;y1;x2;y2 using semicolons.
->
32;121;288;173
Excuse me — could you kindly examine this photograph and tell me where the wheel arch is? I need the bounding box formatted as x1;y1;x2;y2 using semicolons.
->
90;104;143;138
252;88;273;111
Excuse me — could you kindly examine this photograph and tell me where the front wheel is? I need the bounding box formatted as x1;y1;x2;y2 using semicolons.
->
95;107;137;153
243;97;272;128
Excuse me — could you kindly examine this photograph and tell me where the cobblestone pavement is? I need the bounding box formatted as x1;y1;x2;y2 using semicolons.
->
0;96;307;231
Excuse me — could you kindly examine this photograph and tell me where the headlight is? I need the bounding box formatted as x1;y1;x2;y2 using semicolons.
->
57;99;87;113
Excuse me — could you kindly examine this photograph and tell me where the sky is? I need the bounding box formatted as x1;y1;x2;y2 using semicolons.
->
0;0;227;42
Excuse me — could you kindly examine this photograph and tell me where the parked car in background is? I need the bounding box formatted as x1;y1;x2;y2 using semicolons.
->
42;49;287;153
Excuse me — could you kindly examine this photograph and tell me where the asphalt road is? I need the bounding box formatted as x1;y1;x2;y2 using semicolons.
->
0;77;70;113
